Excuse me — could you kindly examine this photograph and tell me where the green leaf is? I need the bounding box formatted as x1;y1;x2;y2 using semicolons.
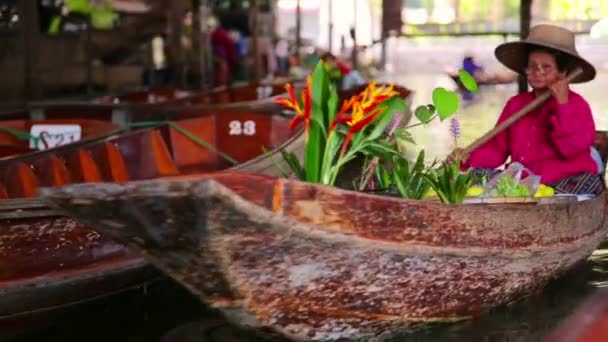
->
395;129;416;144
319;132;343;184
310;113;328;137
281;149;306;180
327;86;339;126
458;69;479;93
361;141;401;158
305;124;323;183
311;62;330;129
366;97;407;142
432;87;459;121
262;146;290;178
415;105;433;123
305;61;331;183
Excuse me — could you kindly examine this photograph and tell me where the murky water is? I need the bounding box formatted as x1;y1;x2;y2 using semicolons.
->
12;36;608;342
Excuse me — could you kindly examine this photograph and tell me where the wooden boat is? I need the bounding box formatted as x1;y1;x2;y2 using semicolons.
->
338;83;412;104
0;119;121;158
41;132;608;341
94;87;195;104
26;82;287;123
545;288;608;342
446;69;518;92
0;109;303;332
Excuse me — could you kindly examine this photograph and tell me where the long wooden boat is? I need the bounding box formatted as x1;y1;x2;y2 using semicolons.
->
0;109;303;333
41;132;608;341
0;119;121;158
446;70;518;92
25;82;287;123
545;287;608;342
338;83;412;104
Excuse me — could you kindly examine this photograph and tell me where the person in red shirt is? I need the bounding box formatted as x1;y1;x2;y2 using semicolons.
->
449;24;603;195
321;53;366;90
209;17;237;86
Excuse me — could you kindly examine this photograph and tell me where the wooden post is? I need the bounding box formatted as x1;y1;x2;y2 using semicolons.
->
200;0;211;89
295;0;301;61
380;0;403;70
518;0;533;94
85;22;93;94
17;0;41;101
168;0;186;87
351;0;358;69
191;0;203;89
251;0;261;82
328;0;333;53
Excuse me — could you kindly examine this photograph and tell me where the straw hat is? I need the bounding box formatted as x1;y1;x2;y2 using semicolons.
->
494;24;596;83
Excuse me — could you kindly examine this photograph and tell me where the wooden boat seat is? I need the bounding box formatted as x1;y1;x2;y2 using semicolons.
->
65;149;103;183
30;155;71;187
111;129;179;180
0;182;7;199
89;142;130;182
167;116;218;172
3;162;39;198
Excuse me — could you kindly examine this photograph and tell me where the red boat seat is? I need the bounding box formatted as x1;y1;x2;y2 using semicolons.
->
89;142;130;182
65;150;103;183
31;155;71;187
4;162;39;198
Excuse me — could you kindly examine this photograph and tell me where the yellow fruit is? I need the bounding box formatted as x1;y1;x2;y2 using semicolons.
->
534;184;555;198
466;186;484;197
424;188;437;198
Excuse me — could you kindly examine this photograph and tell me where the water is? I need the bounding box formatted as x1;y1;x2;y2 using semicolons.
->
12;35;608;341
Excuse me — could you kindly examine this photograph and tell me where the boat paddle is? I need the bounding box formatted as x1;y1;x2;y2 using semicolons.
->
462;67;584;156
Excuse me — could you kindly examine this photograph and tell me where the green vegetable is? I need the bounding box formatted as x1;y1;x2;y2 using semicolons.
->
489;176;531;197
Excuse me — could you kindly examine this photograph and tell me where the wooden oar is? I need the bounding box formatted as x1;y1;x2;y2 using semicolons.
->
462;67;584;156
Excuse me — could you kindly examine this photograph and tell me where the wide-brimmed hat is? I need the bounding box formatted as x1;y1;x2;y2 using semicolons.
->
494;24;596;83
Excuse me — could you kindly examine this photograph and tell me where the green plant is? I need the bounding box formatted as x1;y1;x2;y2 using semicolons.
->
489;176;532;197
275;62;406;186
274;63;480;204
390;150;433;200
422;160;474;204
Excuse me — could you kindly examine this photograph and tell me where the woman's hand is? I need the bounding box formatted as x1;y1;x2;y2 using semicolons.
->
446;148;470;165
549;75;569;104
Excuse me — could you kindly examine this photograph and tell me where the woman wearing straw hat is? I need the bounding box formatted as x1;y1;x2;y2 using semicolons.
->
449;24;604;195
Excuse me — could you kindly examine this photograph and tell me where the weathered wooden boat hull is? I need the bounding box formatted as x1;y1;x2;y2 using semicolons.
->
0;110;303;330
41;172;608;341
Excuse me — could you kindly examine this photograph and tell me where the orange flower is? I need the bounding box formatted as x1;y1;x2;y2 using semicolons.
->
275;77;312;131
328;94;358;133
337;82;399;156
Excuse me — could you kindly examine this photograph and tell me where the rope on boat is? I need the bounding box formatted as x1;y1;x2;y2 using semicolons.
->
0;122;239;165
127;121;238;165
0;127;43;149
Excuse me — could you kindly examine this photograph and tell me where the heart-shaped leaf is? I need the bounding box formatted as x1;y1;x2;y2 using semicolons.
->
415;105;433;123
458;69;479;93
432;87;459;121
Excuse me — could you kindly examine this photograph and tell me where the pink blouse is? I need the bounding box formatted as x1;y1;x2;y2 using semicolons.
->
464;90;598;184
